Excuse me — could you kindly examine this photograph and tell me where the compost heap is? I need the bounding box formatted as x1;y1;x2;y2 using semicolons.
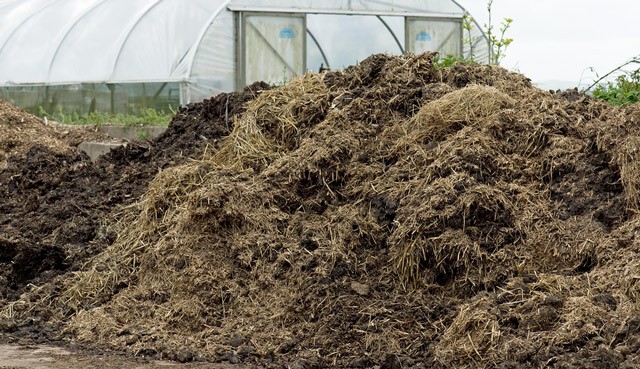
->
3;52;640;368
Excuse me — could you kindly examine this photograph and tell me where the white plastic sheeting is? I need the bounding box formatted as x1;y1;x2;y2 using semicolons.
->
0;0;488;109
0;0;215;84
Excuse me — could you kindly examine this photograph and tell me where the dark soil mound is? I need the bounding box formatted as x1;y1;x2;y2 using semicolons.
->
0;83;269;303
4;53;640;369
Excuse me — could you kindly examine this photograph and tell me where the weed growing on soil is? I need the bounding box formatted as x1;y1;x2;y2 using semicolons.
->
593;69;640;105
434;54;473;68
586;54;640;105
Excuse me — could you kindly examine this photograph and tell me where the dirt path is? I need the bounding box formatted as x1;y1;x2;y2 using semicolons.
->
0;344;248;369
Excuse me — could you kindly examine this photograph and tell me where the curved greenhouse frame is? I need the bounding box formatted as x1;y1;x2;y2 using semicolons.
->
0;0;489;114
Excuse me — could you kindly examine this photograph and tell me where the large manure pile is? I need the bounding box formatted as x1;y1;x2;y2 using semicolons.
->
4;53;640;368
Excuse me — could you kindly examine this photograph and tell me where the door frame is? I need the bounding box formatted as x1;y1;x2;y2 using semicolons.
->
236;11;307;89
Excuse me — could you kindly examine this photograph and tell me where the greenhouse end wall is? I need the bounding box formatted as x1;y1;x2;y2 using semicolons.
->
0;82;181;116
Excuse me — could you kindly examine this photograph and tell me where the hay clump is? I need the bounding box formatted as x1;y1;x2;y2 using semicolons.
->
434;297;502;365
215;73;330;171
63;166;293;357
609;136;640;211
388;173;518;292
399;84;515;144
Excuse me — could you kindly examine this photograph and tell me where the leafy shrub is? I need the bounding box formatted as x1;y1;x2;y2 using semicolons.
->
593;70;640;105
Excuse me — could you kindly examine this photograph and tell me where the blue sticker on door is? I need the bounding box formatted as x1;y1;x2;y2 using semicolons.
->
279;27;295;39
416;31;432;41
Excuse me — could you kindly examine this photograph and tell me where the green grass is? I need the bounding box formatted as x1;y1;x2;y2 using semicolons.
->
37;106;174;127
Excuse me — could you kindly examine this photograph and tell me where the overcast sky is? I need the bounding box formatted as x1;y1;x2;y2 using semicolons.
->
456;0;640;89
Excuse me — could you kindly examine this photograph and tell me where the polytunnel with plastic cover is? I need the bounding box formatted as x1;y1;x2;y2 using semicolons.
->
0;0;489;115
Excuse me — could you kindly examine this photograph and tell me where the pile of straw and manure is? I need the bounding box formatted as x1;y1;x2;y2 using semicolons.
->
3;52;640;368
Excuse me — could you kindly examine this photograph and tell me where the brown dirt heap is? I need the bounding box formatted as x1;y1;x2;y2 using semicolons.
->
4;53;640;368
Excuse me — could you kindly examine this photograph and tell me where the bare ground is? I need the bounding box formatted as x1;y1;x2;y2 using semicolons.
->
0;344;252;369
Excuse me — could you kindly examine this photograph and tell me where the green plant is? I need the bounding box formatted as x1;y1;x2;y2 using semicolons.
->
272;66;291;87
460;1;513;65
434;54;472;68
136;130;148;140
592;70;640;105
485;0;513;64
462;14;477;60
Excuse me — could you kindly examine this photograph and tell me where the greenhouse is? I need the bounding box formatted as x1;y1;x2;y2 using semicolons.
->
0;0;489;115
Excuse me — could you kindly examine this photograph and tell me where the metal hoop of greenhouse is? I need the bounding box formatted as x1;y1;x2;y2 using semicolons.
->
0;0;489;115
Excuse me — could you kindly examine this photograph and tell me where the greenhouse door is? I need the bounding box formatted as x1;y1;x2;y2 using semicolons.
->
405;17;462;57
240;13;306;87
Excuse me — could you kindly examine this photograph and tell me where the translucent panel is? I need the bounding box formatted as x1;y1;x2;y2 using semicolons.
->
406;18;462;57
0;0;98;84
0;0;226;85
49;0;153;83
0;0;54;50
112;0;213;81
307;14;403;71
244;14;305;86
190;9;236;101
